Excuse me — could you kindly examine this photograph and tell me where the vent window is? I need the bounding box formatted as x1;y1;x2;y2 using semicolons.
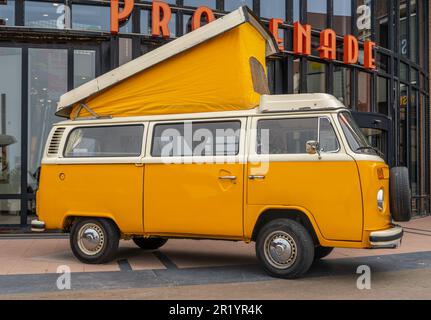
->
47;127;66;156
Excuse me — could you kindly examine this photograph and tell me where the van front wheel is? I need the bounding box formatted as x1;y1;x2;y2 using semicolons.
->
70;218;119;264
256;219;314;279
132;237;168;250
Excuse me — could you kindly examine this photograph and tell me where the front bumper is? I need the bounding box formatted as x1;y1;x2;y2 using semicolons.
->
31;219;46;232
369;226;403;249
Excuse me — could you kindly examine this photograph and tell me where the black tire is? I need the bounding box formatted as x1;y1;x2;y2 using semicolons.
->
313;246;334;261
70;218;119;264
132;237;168;250
256;219;315;279
390;167;412;222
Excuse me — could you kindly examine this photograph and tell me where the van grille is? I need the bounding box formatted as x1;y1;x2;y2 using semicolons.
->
47;127;66;156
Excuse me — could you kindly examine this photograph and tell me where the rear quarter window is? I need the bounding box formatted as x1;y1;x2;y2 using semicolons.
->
64;125;144;158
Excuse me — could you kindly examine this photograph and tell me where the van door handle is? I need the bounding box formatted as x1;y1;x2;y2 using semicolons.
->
249;175;266;180
219;176;237;182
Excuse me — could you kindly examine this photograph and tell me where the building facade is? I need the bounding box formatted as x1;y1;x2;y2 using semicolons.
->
0;0;429;229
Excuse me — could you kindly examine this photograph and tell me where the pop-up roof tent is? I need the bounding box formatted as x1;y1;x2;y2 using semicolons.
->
56;6;279;119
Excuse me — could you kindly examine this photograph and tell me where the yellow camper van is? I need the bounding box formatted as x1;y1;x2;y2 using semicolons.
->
33;93;411;279
32;7;411;279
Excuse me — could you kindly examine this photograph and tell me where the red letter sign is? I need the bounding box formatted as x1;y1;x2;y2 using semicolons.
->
293;22;311;56
364;40;376;70
152;1;172;37
269;18;284;51
192;6;215;30
110;0;134;35
318;29;336;60
343;35;359;64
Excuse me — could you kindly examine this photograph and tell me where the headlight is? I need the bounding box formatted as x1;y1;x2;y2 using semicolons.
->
377;189;384;211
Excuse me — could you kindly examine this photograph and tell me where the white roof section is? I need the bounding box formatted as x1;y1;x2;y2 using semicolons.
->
53;94;346;126
259;94;347;113
56;6;278;115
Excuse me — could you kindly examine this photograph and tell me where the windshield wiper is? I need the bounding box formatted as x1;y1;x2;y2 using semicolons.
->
355;146;384;157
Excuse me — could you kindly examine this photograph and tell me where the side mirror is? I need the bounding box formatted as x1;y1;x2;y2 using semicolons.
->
306;140;321;159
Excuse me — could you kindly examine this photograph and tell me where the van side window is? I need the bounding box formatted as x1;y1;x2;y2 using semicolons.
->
151;121;241;157
64;125;144;158
319;118;340;152
257;118;319;154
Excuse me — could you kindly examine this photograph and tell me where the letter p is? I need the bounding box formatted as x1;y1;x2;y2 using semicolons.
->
111;0;134;35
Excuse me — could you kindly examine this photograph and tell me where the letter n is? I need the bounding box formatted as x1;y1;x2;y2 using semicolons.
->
293;22;311;55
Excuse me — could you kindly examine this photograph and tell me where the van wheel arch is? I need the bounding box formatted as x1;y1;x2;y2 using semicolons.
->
63;216;120;235
251;209;320;246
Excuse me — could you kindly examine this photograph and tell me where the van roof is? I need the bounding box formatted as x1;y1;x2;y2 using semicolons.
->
56;6;279;117
53;94;347;126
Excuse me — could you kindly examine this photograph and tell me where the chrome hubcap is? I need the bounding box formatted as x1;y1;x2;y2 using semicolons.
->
77;223;105;256
264;231;297;269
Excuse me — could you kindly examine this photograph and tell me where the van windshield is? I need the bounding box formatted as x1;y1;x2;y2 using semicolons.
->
338;112;378;156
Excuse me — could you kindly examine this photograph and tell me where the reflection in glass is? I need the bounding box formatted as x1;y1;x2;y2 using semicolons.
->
410;90;418;194
356;0;371;41
410;0;418;63
375;0;389;48
28;49;67;190
357;72;371;113
119;38;132;66
260;0;285;19
184;0;216;9
25;1;64;29
293;59;300;94
333;66;351;107
399;83;408;166
307;61;325;93
333;0;351;35
74;50;96;88
0;200;20;225
307;0;327;30
400;0;408;57
225;0;253;11
72;5;109;31
0;48;21;194
377;77;389;115
0;0;15;26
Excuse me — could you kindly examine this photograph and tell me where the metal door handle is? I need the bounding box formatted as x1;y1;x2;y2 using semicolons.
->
249;175;266;180
219;176;237;181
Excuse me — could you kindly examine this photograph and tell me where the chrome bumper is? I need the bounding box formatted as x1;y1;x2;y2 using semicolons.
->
31;219;46;232
369;226;403;249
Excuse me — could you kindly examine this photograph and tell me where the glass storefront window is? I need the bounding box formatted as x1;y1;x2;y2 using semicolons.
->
25;1;65;29
0;0;14;26
357;71;371;112
28;48;67;190
260;0;285;20
375;0;389;48
74;50;96;88
119;38;132;66
0;47;21;195
184;0;216;9
410;0;418;63
307;0;327;30
307;61;325;93
377;77;389;115
333;66;351;108
293;58;300;94
225;0;253;11
400;0;408;57
399;83;408;166
356;0;371;41
0;200;20;225
72;4;109;31
400;62;409;82
293;0;300;22
140;10;150;35
410;89;418;194
333;0;351;35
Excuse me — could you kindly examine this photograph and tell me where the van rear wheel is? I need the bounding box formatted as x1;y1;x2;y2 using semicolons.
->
256;219;314;279
70;218;119;264
132;237;168;250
